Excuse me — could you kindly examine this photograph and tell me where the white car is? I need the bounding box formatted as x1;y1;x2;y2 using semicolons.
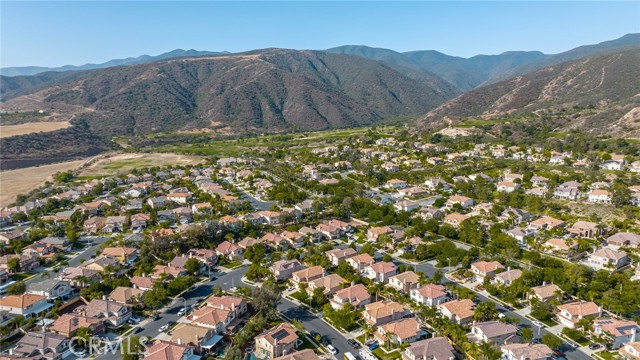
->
159;324;170;332
532;321;545;328
327;345;338;355
177;309;186;316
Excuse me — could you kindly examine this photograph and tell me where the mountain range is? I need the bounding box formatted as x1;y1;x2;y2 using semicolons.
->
1;33;639;168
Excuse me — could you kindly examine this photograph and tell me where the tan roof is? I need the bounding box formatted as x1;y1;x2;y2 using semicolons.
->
531;284;561;299
471;261;504;273
444;213;469;222
530;216;564;228
102;246;137;257
415;284;447;299
309;274;344;291
272;349;319;360
131;276;156;289
206;295;245;311
369;226;393;235
326;248;357;259
334;284;369;302
145;340;191;360
448;195;472;203
170;323;214;345
365;300;404;319
50;314;103;335
594;318;640;337
1;294;46;308
592;248;628;261
293;266;324;281
369;261;397;274
406;337;455;360
544;238;575;250
389;270;419;283
257;322;298;346
108;286;145;303
219;215;241;223
216;240;240;254
502;343;552;360
558;301;600;317
590;189;611;196
349;253;375;265
378;317;420;340
192;307;231;327
439;299;475;319
495;269;522;282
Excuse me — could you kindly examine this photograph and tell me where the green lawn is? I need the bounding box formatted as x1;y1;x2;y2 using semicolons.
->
595;351;620;360
220;259;243;269
297;334;320;352
372;348;401;360
10;273;33;281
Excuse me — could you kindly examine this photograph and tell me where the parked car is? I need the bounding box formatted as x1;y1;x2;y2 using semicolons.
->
532;321;545;328
177;308;186;316
327;345;338;355
159;324;170;332
368;343;379;351
588;343;602;350
347;339;361;349
552;349;566;357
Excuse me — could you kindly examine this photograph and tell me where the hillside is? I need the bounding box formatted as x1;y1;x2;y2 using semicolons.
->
0;49;458;166
0;49;229;77
417;49;640;137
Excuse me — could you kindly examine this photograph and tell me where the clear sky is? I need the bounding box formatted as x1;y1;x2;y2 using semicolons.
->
1;1;639;68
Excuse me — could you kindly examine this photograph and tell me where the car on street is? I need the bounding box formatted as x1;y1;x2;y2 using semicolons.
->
327;345;338;355
532;321;545;328
133;326;143;334
567;342;579;349
177;308;186;316
552;349;566;357
347;339;361;349
159;324;170;332
588;343;602;350
152;314;161;321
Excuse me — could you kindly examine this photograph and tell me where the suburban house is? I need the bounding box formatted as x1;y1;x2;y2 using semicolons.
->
410;284;448;306
190;305;233;333
568;221;602;239
0;293;51;317
497;181;520;193
529;283;562;303
330;284;371;309
84;216;107;233
363;300;406;326
170;323;220;354
528;216;565;231
367;226;393;241
374;317;424;346
619;342;640;359
607;232;640;249
443;213;469;228
469;321;519;345
8;331;70;360
501;343;553;360
543;238;577;254
347;253;376;273
145;341;196;360
186;248;218;266
592;318;640;349
83;298;132;328
589;248;630;270
402;337;456;360
364;261;397;284
26;279;72;301
589;189;612;204
325;248;357;267
58;267;102;286
255;322;299;359
492;268;522;286
437;299;475;325
270;260;304;281
446;195;474;209
291;266;325;286
316;224;341;239
271;349;319;360
101;246;138;263
108;286;146;305
388;271;421;293
470;261;505;282
50;313;105;338
206;295;248;319
307;274;345;296
557;301;601;328
215;241;244;260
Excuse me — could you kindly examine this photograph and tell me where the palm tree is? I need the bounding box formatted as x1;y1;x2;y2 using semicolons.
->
383;331;395;349
361;323;374;343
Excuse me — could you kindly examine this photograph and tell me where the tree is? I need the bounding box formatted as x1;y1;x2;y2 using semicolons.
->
473;302;498;322
521;327;534;343
362;322;374;343
184;258;202;275
144;287;168;310
311;287;328;308
432;270;443;284
252;282;281;319
7;258;20;273
122;336;144;360
542;333;562;349
7;281;26;295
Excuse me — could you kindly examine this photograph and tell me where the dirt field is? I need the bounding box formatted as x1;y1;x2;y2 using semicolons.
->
0;121;71;138
79;153;205;177
0;159;88;207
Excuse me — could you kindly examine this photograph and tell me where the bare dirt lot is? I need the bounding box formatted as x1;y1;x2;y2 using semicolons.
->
79;153;205;177
0;121;71;138
0;159;88;207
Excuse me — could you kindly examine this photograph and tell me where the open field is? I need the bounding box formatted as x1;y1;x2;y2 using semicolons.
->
0;159;88;207
0;121;71;138
79;153;206;177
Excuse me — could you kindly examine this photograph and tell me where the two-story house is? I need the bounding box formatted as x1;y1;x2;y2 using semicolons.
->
255;322;299;359
330;284;371;310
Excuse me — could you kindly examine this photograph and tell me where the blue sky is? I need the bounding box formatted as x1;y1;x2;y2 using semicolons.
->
1;1;639;68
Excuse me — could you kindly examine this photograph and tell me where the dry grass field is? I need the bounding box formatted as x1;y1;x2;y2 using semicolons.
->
0;159;88;207
0;121;71;138
79;153;205;177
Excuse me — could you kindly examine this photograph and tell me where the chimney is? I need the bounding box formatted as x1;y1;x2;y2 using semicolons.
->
177;338;182;345
631;328;638;343
102;295;107;301
543;281;547;286
598;307;603;318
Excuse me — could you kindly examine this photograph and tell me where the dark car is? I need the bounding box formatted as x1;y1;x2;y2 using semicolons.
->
588;343;602;350
553;349;566;357
152;314;161;321
321;337;330;346
503;305;514;311
347;340;361;349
